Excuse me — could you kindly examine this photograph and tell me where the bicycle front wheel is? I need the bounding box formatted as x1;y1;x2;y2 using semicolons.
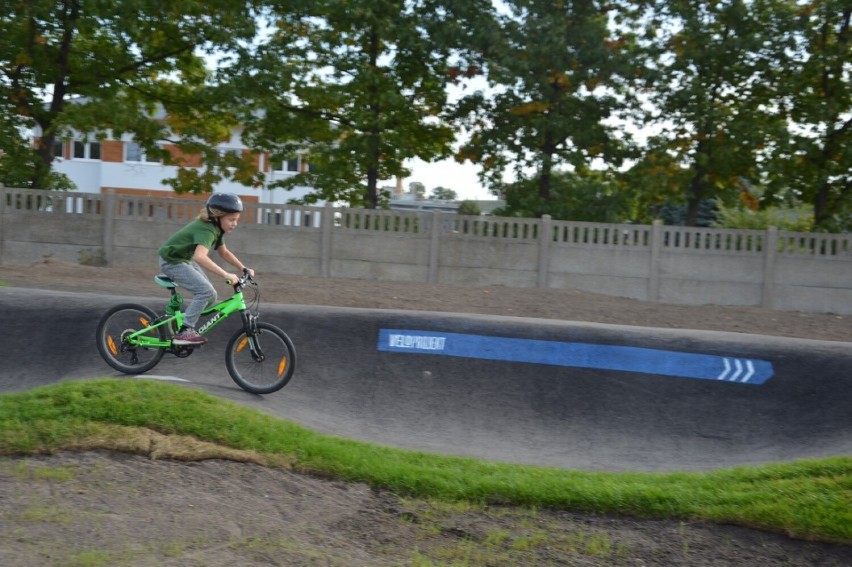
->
225;322;296;394
96;303;166;374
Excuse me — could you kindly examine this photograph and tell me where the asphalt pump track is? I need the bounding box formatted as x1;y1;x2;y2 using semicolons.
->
2;288;850;472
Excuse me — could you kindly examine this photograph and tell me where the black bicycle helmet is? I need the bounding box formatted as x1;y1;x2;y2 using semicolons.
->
206;192;244;217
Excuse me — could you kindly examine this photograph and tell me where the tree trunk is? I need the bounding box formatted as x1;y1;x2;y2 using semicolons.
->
30;128;57;189
537;132;555;217
364;29;381;209
685;135;713;226
685;163;707;227
26;0;78;189
811;9;849;228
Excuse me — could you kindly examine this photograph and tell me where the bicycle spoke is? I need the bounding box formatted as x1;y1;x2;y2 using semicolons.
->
225;323;295;394
96;304;166;375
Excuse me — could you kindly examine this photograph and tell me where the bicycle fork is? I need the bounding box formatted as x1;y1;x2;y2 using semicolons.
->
239;312;266;362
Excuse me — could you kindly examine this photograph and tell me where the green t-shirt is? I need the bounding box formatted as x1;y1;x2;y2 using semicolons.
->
158;219;222;264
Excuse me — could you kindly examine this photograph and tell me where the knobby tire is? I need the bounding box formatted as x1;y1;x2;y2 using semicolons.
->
225;322;296;394
96;303;166;374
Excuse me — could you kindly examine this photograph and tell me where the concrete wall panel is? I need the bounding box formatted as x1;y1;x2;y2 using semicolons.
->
2;188;850;314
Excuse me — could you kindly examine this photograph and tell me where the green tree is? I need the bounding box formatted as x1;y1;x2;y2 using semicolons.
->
457;199;481;215
0;97;73;189
497;168;631;223
235;0;491;208
712;200;814;231
408;181;426;200
763;1;850;230
454;0;642;217
617;146;692;224
0;0;259;191
639;0;792;226
430;186;457;200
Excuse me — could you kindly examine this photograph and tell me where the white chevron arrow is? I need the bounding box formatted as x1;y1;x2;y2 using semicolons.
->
741;360;756;383
717;358;731;380
717;358;757;382
730;359;743;381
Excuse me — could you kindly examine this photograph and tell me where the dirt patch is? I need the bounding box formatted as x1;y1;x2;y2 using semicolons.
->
1;260;851;565
2;451;850;567
2;259;850;342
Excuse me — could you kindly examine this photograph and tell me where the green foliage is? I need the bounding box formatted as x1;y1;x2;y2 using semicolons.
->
712;201;815;232
637;1;794;226
633;1;850;230
759;1;851;228
657;199;718;228
230;0;490;207
430;186;458;201
817;210;852;234
1;379;851;543
0;0;846;226
408;182;427;201
457;199;481;216
0;0;258;191
496;168;631;222
616;148;690;225
454;0;639;206
0;103;73;190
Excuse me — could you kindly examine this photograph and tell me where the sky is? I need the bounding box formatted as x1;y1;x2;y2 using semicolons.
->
405;157;498;201
401;76;504;202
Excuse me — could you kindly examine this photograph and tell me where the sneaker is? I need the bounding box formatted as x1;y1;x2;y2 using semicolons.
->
172;328;207;345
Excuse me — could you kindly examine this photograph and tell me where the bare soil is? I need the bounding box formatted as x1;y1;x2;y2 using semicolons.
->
1;260;851;566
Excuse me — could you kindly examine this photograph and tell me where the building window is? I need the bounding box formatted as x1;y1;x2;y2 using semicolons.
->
73;140;101;160
275;156;300;172
217;148;242;170
218;148;241;159
125;142;160;163
52;140;64;160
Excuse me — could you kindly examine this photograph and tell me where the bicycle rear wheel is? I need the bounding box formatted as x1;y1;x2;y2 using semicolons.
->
225;322;296;394
96;303;166;374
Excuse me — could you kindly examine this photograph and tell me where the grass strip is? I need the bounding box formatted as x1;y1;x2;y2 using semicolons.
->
1;378;849;544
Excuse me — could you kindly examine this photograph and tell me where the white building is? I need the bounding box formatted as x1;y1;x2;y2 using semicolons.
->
33;124;318;206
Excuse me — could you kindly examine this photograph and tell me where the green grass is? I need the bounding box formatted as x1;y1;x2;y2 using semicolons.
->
1;378;850;544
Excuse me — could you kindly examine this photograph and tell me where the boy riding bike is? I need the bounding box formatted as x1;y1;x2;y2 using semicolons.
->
158;193;255;345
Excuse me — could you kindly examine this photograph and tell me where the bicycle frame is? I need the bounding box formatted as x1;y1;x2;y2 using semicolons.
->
126;289;248;349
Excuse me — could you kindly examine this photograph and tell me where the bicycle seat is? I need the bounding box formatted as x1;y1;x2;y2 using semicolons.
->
154;274;177;289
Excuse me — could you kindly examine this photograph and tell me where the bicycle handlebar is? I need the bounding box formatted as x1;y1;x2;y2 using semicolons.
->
227;268;254;290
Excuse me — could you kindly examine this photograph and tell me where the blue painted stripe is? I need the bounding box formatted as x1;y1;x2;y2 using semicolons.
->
378;329;774;385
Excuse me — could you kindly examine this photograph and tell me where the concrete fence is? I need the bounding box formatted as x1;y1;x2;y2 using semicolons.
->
1;187;851;314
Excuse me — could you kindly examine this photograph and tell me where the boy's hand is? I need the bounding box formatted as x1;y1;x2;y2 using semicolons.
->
244;267;256;279
224;272;239;285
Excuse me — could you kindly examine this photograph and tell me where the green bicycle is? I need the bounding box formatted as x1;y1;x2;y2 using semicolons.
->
95;270;296;394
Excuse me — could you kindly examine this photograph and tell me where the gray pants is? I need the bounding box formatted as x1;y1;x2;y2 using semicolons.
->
158;258;217;329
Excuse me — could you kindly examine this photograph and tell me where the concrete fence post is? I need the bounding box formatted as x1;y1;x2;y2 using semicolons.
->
102;188;116;266
428;210;441;283
2;190;849;313
320;203;334;278
538;214;552;288
649;220;663;301
762;226;778;309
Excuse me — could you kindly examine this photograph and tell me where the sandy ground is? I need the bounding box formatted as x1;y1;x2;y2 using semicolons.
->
1;260;850;566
